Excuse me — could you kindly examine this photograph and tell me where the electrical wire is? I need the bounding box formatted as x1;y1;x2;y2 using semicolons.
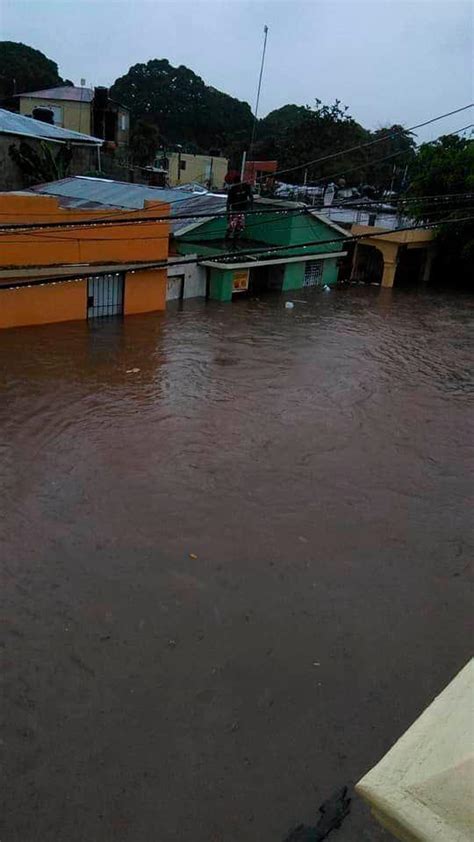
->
1;216;472;286
307;124;474;186
263;103;474;182
2;199;473;245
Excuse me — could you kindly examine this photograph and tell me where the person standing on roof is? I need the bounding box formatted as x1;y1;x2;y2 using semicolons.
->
226;174;253;244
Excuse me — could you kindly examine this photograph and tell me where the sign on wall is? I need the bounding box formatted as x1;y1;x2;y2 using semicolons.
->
232;270;249;293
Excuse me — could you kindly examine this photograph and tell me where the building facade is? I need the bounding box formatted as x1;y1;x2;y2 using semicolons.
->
175;200;348;301
0;193;169;329
159;152;229;190
1;86;130;147
0;108;102;191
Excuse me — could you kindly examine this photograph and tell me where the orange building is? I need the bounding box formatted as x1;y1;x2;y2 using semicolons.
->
0;192;170;329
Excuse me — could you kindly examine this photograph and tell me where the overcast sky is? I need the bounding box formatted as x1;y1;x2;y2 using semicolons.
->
2;0;473;141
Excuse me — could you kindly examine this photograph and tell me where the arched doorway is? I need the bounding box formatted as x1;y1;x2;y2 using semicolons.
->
352;244;384;284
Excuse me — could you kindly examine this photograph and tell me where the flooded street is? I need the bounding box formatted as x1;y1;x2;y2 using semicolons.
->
1;287;473;841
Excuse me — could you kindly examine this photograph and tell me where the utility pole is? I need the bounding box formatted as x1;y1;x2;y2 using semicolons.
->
240;149;247;184
248;24;269;163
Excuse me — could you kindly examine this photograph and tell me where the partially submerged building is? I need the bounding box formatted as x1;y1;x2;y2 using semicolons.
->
174;199;348;301
0;191;169;329
30;177;349;301
350;224;436;287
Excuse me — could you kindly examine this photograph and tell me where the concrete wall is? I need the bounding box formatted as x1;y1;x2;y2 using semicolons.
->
282;262;305;291
19;96;92;134
283;258;339;291
322;257;339;285
0;194;170;329
0;193;170;267
0;278;87;329
0;136;98;191
168;153;228;190
209;268;234;302
0;267;167;330
124;268;166;314
167;258;206;300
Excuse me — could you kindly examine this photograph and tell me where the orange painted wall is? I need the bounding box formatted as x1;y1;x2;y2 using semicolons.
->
124;268;167;314
0;279;87;329
0;193;170;268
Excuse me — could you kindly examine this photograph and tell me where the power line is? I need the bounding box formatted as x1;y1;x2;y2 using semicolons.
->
0;193;474;245
265;103;474;181
306;124;474;186
1;216;472;287
0;203;302;233
2;197;473;244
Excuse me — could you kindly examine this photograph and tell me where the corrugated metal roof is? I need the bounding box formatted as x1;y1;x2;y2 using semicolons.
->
0;108;102;144
28;177;227;230
16;86;95;103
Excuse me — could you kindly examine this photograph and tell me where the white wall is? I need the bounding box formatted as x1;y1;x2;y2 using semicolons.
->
167;257;206;300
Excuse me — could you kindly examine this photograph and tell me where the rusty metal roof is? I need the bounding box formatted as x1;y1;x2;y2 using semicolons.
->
28;177;227;230
15;86;95;103
0;108;102;144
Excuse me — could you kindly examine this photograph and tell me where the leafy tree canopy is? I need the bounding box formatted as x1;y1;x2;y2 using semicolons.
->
408;134;474;282
0;41;67;97
130;119;160;167
110;59;253;151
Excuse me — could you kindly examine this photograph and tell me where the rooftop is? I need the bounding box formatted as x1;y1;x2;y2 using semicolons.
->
28;176;228;232
15;86;95;103
0;108;102;145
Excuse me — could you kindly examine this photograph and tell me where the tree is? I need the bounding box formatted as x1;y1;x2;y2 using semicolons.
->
110;59;252;152
409;134;474;283
130;119;160;167
0;41;65;97
9;140;73;185
363;124;416;190
262;99;369;185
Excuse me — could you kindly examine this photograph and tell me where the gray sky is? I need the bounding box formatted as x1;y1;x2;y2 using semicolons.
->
2;0;473;141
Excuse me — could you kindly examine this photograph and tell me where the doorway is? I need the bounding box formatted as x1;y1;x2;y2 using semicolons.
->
87;273;125;319
248;265;284;294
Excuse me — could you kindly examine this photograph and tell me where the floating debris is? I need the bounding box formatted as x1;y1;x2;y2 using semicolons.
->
284;785;351;841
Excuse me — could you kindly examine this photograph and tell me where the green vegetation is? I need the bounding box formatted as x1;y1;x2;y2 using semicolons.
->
0;41;71;97
110;58;253;151
129;119;161;167
9;140;73;184
409;135;474;282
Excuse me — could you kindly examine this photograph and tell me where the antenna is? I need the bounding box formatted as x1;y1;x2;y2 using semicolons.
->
249;25;269;160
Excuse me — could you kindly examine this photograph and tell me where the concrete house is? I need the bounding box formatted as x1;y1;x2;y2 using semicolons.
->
24;177;349;308
0;108;103;191
0;191;169;330
1;85;130;148
159;151;229;191
174;199;348;301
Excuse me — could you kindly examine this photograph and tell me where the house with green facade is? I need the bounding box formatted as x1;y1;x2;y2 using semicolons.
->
174;198;349;302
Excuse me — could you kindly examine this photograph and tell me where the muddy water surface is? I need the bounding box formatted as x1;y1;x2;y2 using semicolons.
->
1;287;473;841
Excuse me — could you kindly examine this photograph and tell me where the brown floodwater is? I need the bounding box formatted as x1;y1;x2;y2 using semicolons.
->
1;286;473;842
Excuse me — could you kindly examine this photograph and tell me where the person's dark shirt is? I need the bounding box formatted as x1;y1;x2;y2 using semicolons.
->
227;182;253;212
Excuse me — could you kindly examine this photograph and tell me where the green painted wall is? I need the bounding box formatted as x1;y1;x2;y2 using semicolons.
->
322;258;339;286
176;205;345;257
282;262;305;291
209;268;234;302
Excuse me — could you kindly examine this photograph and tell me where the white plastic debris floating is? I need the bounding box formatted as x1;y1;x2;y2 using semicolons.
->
323;285;331;292
285;301;295;309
